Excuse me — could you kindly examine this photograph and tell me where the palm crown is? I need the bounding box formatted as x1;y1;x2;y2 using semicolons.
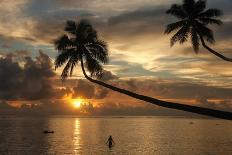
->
165;0;222;52
54;19;108;80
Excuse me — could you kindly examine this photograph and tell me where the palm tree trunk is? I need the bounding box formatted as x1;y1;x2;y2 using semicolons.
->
200;36;232;62
80;58;232;120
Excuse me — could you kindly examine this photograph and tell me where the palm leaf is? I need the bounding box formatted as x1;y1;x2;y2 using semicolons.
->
191;28;200;53
69;53;80;76
166;4;187;19
55;49;75;69
54;35;74;50
65;20;77;35
85;40;109;64
170;25;190;46
165;20;187;34
183;0;195;14
85;53;103;78
194;0;206;14
198;18;223;25
195;21;215;43
199;9;223;18
61;58;72;81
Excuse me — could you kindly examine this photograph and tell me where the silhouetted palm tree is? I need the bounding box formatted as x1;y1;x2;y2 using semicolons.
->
165;0;232;62
54;19;232;120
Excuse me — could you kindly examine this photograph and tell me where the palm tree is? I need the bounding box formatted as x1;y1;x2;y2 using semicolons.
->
165;0;232;62
54;19;232;120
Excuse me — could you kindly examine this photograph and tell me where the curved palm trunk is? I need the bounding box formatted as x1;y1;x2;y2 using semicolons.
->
200;36;232;62
80;58;232;120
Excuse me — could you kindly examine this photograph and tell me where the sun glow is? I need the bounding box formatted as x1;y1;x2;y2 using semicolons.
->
72;99;83;108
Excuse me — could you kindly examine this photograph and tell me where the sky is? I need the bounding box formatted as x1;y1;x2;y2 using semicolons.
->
0;0;232;116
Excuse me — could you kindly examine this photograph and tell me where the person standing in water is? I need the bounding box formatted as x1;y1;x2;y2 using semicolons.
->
106;135;115;148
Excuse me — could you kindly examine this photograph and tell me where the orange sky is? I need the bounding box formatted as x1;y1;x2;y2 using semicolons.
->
0;0;231;116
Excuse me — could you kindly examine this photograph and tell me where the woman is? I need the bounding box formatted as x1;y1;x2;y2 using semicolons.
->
106;135;115;148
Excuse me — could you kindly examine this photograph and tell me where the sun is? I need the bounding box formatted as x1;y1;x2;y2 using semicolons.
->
72;99;83;108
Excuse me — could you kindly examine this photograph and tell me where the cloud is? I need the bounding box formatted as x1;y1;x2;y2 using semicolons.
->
94;86;109;99
73;80;95;99
0;50;68;101
73;101;194;116
97;77;232;110
15;100;75;115
99;70;118;81
72;79;109;99
196;97;232;112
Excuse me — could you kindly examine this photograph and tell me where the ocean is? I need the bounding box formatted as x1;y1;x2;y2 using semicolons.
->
0;116;231;155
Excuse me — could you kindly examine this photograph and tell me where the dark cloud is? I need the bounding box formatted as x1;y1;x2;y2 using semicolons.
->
196;97;232;112
70;77;232;112
20;0;96;44
216;21;232;41
108;6;166;24
73;80;95;99
75;101;193;116
94;86;109;99
73;79;109;99
29;20;64;44
14;100;75;115
125;79;138;91
208;0;232;15
124;79;232;100
0;53;24;100
99;70;118;81
0;50;68;101
103;6;168;40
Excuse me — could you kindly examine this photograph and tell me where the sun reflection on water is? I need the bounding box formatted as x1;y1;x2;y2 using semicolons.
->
74;119;81;154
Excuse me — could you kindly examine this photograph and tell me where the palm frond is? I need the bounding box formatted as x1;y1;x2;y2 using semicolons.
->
183;0;195;14
165;20;187;34
65;20;77;35
191;28;200;53
170;25;190;46
198;18;223;25
61;58;72;81
54;35;74;50
166;4;187;19
85;53;103;78
85;40;109;64
194;0;206;14
55;49;75;70
76;20;91;36
76;19;97;43
60;52;80;80
196;21;215;43
69;53;80;76
199;9;223;18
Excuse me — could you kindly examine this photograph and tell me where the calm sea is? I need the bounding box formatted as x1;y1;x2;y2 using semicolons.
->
0;116;231;155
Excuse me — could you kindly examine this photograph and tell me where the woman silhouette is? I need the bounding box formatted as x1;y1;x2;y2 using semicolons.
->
106;135;115;148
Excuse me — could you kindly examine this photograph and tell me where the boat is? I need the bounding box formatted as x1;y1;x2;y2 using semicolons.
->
43;130;54;134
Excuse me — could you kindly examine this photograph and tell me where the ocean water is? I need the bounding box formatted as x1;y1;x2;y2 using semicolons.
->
0;116;231;155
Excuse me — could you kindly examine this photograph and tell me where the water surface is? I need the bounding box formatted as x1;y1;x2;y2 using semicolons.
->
0;116;231;154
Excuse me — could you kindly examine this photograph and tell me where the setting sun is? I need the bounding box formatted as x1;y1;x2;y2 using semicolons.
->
72;99;83;108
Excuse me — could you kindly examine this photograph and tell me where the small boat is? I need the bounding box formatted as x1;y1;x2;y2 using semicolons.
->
189;122;194;124
43;130;54;134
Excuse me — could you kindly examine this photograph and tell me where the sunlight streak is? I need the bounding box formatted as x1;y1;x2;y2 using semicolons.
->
74;119;81;154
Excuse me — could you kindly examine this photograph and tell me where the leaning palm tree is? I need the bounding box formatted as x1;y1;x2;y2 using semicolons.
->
165;0;232;62
54;19;232;120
